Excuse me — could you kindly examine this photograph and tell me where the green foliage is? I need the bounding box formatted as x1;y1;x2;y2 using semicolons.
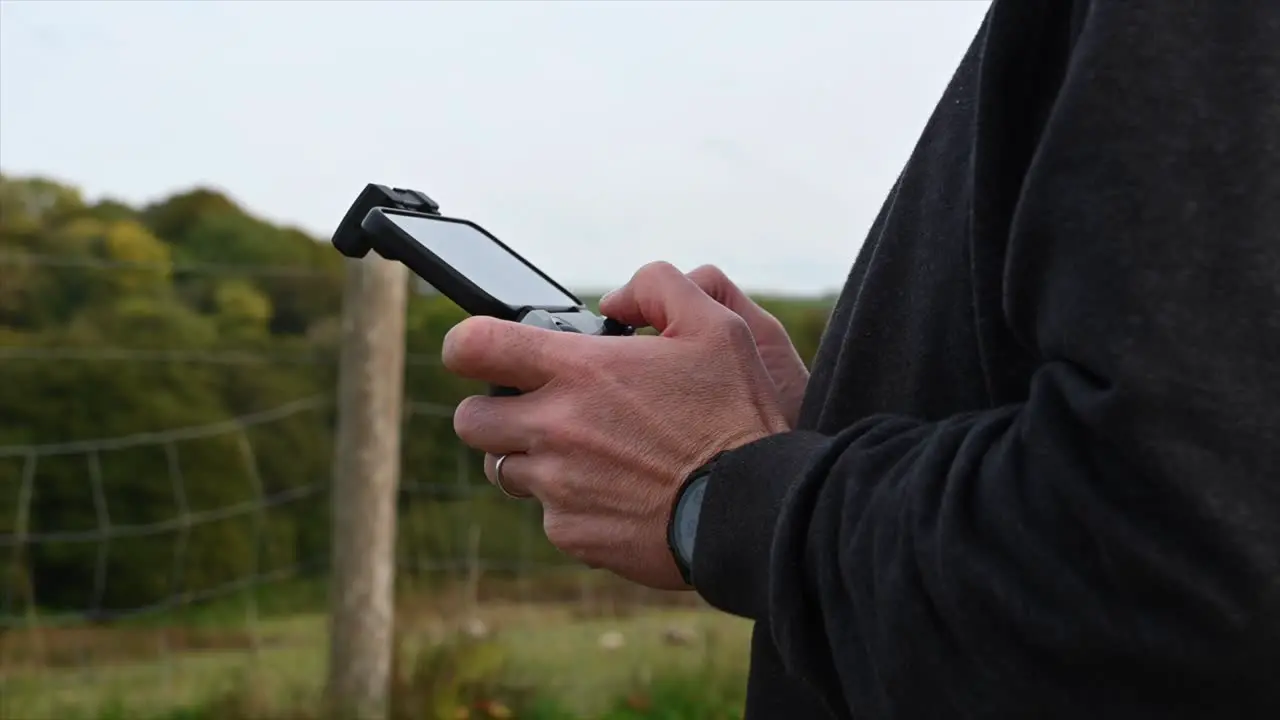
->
27;629;746;720
390;635;517;720
0;173;833;621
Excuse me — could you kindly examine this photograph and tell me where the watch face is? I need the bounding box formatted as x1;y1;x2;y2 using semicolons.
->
676;475;709;562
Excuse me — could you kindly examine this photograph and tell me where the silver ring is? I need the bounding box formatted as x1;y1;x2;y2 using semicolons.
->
493;453;529;499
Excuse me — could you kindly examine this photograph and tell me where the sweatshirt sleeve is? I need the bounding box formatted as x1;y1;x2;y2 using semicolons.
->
692;1;1280;717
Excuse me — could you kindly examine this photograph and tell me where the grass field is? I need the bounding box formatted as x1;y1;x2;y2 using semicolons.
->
0;576;753;719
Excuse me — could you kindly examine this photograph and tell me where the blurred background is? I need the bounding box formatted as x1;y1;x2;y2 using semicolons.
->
0;1;988;718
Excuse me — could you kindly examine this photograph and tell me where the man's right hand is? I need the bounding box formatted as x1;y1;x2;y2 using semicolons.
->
602;264;810;429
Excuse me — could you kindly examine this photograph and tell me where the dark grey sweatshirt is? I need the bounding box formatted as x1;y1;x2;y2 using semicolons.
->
694;1;1280;718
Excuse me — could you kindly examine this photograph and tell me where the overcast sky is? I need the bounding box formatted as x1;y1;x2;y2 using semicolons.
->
0;0;990;296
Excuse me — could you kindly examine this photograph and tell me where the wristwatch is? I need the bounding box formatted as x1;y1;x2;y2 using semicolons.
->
667;452;723;587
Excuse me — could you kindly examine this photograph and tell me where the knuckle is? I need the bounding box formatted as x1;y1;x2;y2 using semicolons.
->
633;260;680;285
687;263;728;287
524;450;564;494
536;401;581;450
715;310;753;340
546;425;584;458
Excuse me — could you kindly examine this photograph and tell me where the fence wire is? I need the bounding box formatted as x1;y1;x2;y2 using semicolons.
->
0;256;713;719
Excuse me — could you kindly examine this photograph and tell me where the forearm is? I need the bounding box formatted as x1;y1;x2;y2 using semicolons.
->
694;380;1277;717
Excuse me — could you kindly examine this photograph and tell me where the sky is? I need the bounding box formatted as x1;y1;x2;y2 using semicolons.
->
0;0;990;296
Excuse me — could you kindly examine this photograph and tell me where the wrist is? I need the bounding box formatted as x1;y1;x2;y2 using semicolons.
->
686;430;831;618
667;451;723;587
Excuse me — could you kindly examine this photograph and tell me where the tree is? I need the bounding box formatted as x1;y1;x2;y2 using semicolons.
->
212;279;273;341
0;174;837;614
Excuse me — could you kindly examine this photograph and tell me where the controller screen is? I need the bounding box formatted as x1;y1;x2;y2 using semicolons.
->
385;212;580;309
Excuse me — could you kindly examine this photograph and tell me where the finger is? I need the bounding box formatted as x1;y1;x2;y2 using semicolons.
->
452;394;542;455
442;316;568;391
484;452;531;498
483;451;553;500
684;264;766;318
597;261;727;335
685;264;790;345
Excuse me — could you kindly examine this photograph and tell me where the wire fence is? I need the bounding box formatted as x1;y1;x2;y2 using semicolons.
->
0;255;715;719
0;386;701;718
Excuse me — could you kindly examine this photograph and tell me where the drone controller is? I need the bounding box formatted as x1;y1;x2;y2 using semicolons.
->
487;309;633;395
331;183;634;396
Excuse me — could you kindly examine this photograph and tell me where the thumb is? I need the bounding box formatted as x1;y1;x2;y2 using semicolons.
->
598;261;725;335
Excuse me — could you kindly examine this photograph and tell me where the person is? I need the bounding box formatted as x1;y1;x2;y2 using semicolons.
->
440;0;1280;717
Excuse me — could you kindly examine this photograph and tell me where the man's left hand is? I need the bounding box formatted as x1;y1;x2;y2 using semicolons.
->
442;262;789;590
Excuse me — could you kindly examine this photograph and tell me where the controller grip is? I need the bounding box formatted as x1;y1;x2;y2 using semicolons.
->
602;317;633;336
485;315;633;398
